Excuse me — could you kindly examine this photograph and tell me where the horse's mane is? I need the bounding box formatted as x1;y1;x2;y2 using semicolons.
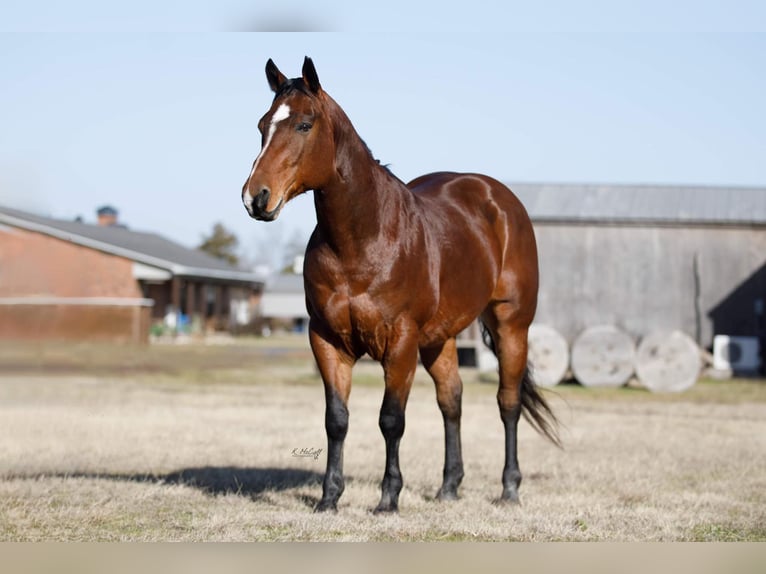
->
272;78;312;100
325;97;400;182
274;79;401;183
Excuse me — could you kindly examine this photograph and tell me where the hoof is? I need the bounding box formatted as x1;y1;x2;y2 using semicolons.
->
314;500;338;513
493;492;521;506
372;503;399;515
436;488;459;502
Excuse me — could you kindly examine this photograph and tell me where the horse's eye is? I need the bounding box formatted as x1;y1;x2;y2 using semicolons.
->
296;122;313;133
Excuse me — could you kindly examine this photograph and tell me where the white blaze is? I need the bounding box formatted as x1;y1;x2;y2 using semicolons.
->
249;103;291;179
244;103;291;211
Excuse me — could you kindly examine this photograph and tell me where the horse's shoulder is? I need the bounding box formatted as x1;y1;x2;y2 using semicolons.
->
304;242;341;284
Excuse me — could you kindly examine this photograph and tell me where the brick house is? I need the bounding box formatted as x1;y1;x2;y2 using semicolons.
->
0;205;263;343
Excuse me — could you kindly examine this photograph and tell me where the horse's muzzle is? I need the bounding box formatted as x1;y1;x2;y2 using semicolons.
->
253;203;282;221
244;186;282;221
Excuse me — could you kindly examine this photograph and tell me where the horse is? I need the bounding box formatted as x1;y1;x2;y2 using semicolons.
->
242;57;559;513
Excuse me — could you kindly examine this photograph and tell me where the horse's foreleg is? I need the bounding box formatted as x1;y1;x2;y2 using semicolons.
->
310;326;355;512
421;339;464;501
374;328;418;514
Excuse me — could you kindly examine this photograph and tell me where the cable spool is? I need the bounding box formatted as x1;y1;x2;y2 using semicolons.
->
571;325;635;388
636;330;701;393
527;324;569;387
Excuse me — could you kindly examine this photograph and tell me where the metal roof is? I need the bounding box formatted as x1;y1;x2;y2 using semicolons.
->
264;273;306;294
510;183;766;226
260;273;308;319
0;205;261;284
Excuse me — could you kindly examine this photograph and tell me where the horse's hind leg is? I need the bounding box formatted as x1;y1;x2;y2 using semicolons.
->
421;338;464;501
482;304;530;503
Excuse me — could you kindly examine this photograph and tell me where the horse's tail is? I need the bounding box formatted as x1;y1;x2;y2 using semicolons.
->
480;322;561;448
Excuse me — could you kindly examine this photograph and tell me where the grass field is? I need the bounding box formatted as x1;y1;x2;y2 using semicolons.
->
1;337;764;541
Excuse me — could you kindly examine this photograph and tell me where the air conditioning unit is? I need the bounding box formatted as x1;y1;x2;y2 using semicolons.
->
713;335;761;374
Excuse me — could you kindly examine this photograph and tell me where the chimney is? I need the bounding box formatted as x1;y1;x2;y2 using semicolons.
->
96;205;118;227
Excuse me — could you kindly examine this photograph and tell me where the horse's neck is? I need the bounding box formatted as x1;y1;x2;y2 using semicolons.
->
314;119;414;256
315;166;409;256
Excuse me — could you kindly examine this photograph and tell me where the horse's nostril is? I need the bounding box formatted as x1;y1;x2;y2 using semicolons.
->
256;188;270;208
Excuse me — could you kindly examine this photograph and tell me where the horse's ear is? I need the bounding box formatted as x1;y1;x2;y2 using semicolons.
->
266;59;287;93
302;56;321;93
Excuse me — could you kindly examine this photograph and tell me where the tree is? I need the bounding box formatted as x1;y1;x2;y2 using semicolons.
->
238;223;311;274
198;222;240;266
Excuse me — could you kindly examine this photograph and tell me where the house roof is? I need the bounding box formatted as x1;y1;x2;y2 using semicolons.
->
0;204;262;284
510;183;766;227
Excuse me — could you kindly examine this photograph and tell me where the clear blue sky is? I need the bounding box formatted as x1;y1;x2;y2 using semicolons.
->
1;2;765;267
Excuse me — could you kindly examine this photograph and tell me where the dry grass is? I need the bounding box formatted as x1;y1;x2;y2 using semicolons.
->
0;337;764;541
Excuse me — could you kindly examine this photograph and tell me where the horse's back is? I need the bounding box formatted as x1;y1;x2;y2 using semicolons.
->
408;172;530;223
407;172;536;253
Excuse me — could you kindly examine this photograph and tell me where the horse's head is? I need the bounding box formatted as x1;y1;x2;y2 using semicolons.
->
242;57;336;221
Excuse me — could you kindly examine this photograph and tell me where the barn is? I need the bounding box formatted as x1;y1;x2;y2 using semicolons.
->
258;272;310;334
0;205;263;343
511;183;766;375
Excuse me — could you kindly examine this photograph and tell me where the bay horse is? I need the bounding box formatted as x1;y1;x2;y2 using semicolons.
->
242;57;559;513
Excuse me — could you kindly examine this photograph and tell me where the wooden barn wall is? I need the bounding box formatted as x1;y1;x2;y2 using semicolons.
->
532;223;766;348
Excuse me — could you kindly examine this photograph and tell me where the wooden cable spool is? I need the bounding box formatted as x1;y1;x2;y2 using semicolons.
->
571;325;635;387
635;330;701;393
527;324;569;387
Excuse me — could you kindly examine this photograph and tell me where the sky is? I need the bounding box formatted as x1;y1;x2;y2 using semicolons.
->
1;2;765;268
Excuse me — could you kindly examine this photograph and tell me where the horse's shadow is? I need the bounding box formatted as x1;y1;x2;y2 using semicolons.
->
40;466;325;508
161;466;324;498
